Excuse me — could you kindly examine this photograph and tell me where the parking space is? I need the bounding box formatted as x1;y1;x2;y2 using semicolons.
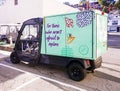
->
0;61;88;91
0;63;38;91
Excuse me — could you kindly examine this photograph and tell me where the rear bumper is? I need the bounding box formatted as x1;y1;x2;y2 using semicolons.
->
94;56;102;68
87;56;102;71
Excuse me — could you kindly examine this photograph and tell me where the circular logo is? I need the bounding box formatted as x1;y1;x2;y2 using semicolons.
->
79;45;89;55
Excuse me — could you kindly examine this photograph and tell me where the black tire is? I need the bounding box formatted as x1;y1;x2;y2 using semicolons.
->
10;52;20;64
67;62;86;81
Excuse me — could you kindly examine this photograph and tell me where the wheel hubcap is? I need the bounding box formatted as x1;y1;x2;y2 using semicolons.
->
71;67;80;77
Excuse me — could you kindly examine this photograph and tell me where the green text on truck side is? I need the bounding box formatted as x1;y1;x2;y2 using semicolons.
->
10;10;108;81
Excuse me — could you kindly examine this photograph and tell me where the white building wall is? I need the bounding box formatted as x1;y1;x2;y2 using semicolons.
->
43;0;79;16
0;0;78;24
0;0;43;24
108;14;120;31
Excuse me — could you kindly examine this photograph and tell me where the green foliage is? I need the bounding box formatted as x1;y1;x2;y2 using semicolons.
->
79;0;87;5
98;0;111;6
98;0;120;13
98;0;120;9
114;0;120;9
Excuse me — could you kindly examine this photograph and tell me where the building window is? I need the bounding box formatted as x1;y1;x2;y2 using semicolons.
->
14;0;18;5
112;20;118;25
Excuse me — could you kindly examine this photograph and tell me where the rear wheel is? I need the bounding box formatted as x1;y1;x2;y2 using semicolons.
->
10;52;20;64
67;62;86;81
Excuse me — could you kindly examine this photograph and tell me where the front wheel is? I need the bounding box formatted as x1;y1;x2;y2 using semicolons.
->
10;52;20;64
67;62;86;81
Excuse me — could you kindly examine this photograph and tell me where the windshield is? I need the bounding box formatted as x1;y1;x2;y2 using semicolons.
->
20;24;39;40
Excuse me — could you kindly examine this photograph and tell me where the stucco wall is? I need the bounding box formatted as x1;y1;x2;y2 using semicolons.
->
0;0;78;24
0;0;43;24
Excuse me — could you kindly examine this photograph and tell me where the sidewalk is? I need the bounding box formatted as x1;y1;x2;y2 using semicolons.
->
0;50;11;61
108;32;120;35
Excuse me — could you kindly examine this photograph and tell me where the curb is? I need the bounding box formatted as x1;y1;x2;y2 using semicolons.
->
0;45;13;52
108;32;120;35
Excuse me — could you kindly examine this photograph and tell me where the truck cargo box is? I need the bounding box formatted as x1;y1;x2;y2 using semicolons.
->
41;10;108;60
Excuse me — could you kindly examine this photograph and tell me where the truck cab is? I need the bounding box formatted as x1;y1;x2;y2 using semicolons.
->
10;18;43;65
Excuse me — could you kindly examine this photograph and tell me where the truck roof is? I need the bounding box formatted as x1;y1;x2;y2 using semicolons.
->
23;18;43;25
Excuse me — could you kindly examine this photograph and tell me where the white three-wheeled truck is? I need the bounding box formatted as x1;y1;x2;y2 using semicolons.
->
10;10;108;81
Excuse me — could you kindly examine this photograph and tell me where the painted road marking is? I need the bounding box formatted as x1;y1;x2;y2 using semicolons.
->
0;63;87;91
11;77;39;91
